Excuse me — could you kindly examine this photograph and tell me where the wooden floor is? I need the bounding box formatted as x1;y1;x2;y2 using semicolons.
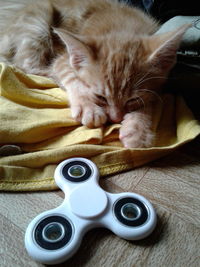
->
0;137;200;267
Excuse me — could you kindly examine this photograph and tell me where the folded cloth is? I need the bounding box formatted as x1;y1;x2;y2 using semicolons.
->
0;63;200;191
155;16;200;49
157;16;200;119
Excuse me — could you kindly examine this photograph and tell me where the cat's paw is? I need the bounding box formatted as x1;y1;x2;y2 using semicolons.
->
71;103;107;128
119;114;155;148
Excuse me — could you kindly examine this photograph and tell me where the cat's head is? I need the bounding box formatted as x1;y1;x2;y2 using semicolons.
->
54;25;189;123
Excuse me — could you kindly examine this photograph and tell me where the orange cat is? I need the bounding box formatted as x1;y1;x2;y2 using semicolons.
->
0;0;189;148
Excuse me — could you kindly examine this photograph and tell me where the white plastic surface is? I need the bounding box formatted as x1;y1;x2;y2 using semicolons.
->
69;184;108;218
25;158;157;265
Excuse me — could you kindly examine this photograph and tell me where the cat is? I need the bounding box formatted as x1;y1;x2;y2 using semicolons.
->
0;0;189;148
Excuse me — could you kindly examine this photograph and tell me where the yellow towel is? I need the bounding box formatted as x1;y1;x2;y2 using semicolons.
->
0;63;200;191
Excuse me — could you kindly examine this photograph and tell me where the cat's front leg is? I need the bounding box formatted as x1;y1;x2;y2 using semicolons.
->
67;81;107;128
52;57;107;128
119;106;155;148
71;97;107;128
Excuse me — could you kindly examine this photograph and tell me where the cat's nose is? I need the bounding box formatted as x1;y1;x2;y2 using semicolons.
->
110;117;121;123
109;112;123;123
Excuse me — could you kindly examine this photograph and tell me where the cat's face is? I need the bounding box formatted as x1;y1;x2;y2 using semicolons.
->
75;48;164;123
54;25;189;123
83;36;169;123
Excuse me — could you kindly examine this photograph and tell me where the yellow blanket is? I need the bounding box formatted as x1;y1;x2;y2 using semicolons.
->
0;63;200;191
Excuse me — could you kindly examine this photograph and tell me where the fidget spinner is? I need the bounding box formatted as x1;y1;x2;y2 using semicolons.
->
25;158;157;264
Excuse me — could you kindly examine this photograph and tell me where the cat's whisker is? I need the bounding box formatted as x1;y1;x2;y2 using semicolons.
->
135;94;146;110
135;76;166;88
136;98;141;108
134;71;151;88
133;65;158;87
139;88;163;104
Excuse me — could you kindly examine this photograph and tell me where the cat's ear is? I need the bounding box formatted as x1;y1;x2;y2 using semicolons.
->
53;28;93;70
147;24;190;71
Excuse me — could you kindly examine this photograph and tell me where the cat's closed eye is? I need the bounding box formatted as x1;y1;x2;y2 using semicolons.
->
95;94;108;105
125;97;142;112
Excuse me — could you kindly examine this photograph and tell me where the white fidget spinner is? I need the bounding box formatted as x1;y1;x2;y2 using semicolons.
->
25;158;157;265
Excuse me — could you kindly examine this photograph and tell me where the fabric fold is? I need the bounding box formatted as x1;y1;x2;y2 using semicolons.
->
0;63;200;191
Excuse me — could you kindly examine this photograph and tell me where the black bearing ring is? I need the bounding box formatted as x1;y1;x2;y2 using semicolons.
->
62;160;92;182
114;197;149;227
34;216;73;250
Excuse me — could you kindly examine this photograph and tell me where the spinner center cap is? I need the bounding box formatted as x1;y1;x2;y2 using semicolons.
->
69;185;108;219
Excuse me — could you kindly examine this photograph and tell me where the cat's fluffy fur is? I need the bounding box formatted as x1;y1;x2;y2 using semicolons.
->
0;0;189;148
